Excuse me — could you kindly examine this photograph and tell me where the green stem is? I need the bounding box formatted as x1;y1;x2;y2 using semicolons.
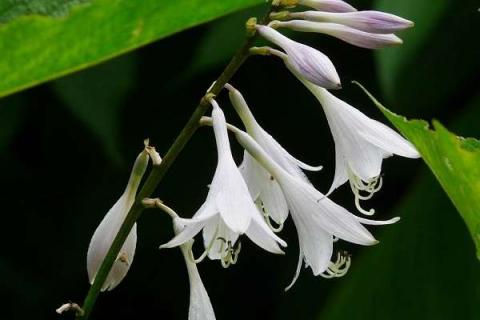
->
75;9;273;320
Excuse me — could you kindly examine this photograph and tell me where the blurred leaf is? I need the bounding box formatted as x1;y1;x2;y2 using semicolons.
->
374;0;480;113
0;95;27;153
187;5;264;77
0;0;87;23
318;170;480;320
0;0;263;98
359;83;480;259
52;54;137;163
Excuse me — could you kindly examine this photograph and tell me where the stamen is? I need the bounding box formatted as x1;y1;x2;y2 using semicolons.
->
188;225;219;264
219;239;242;268
257;199;284;233
347;167;384;215
320;251;351;279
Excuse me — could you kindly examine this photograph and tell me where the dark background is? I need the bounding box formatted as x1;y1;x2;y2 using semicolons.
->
0;0;479;319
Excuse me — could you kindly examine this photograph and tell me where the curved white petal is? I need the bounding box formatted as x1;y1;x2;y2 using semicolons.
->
175;221;217;320
161;220;207;249
237;130;379;245
246;218;286;255
355;216;400;225
276;21;403;49
241;152;289;224
87;150;149;291
298;10;413;34
357;119;420;158
298;0;357;13
214;162;254;233
183;247;217;320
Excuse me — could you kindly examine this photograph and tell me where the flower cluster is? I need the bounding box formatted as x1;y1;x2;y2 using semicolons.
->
85;1;420;319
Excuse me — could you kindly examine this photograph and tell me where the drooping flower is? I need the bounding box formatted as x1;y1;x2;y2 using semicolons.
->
255;24;341;89
297;0;357;13
234;127;399;289
154;200;216;320
161;100;287;266
298;80;420;214
271;20;402;49
226;83;322;228
288;10;414;34
87;148;150;291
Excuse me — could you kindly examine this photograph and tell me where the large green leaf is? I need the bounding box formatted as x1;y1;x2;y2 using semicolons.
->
358;83;480;259
0;0;263;98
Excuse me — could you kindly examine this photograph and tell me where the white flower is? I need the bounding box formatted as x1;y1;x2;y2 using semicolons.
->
234;128;399;289
271;20;402;49
226;83;322;228
87;149;149;291
289;10;414;34
255;24;341;89
298;0;357;13
300;81;420;215
161;100;286;266
178;228;216;320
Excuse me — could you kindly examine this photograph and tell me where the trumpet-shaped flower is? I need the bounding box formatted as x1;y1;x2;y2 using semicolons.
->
298;0;356;13
226;84;322;228
256;24;341;89
234;128;399;289
87;149;149;291
272;20;402;49
289;10;414;34
178;226;217;320
161;101;286;266
299;80;420;214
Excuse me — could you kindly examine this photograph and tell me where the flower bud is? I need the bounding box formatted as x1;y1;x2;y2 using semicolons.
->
291;10;414;34
256;25;341;89
273;20;402;49
87;148;149;291
298;0;356;13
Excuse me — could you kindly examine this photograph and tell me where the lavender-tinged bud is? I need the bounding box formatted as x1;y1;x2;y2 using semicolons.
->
298;0;356;13
290;10;414;34
256;24;341;89
272;20;402;49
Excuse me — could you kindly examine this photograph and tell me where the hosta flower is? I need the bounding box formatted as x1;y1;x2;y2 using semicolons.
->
87;148;149;291
288;10;414;34
234;128;399;289
299;80;420;214
161;100;286;266
155;200;216;320
271;20;402;49
226;83;322;228
177;224;216;320
298;0;356;13
256;24;341;89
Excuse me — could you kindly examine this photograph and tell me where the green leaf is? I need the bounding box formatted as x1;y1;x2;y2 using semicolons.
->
0;0;87;23
0;0;263;98
52;54;138;163
357;82;480;259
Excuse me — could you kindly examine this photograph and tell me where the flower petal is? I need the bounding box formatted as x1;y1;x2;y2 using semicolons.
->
297;10;413;34
275;20;402;49
256;25;341;89
298;0;357;13
161;220;207;249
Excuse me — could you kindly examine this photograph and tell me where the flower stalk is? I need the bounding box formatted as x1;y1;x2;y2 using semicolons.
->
75;9;274;320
